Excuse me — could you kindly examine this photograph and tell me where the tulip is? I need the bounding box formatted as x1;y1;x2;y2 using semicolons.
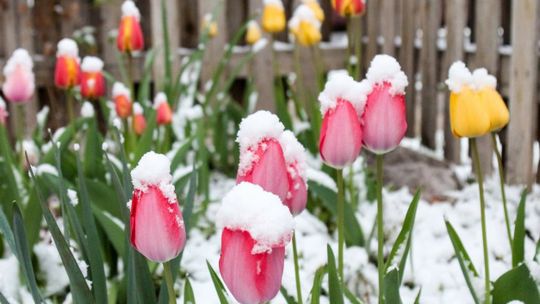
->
288;5;322;46
80;56;106;100
303;0;324;22
202;14;218;38
236;111;289;201
0;97;8;125
54;38;80;89
130;151;186;262
112;82;132;118
154;92;172;125
2;49;35;103
262;0;286;33
117;0;144;53
362;54;408;154
318;74;369;168
279;130;308;215
246;21;262;45
471;68;509;132
132;103;146;135
332;0;365;16
217;182;294;304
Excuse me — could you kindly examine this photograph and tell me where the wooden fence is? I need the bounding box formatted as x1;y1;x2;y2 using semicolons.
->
0;0;539;185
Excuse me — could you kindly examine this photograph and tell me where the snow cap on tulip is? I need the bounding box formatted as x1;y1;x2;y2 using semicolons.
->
279;130;308;215
217;182;294;254
303;0;325;22
56;38;79;58
445;61;473;93
279;130;307;180
319;73;371;116
246;20;262;45
112;82;130;99
2;49;35;103
121;0;141;20
365;54;408;96
81;56;104;73
131;151;174;200
471;68;497;91
288;4;322;46
262;0;286;33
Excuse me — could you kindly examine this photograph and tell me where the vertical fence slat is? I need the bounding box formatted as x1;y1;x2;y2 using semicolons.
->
400;0;416;137
199;0;227;88
442;0;467;162
380;0;395;56
420;0;441;149
506;0;539;184
365;0;379;62
100;0;121;79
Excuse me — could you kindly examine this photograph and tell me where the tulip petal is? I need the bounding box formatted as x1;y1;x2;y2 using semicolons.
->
449;89;491;138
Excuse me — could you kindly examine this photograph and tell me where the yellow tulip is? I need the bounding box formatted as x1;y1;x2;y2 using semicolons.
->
303;0;325;22
246;21;262;45
202;15;218;38
291;20;321;46
479;88;510;132
449;87;491;138
262;3;286;33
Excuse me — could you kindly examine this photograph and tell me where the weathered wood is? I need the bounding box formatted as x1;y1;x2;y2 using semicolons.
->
420;0;442;149
365;0;379;62
400;0;416;137
506;0;538;184
198;0;228;88
380;0;395;56
100;0;122;75
442;0;467;163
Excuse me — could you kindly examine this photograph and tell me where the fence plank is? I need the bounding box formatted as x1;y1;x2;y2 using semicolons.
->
199;0;227;90
506;0;539;185
365;0;379;62
400;0;416;137
420;0;441;149
380;0;395;56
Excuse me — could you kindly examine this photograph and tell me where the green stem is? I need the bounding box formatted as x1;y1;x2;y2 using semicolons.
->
66;88;75;124
336;169;345;280
349;165;357;210
346;16;353;75
354;16;363;79
126;53;135;98
376;154;384;304
491;133;513;250
470;138;491;304
14;104;25;170
163;261;176;304
311;45;324;91
292;232;303;304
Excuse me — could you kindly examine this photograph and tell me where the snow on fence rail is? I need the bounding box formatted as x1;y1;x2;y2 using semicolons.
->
0;0;538;184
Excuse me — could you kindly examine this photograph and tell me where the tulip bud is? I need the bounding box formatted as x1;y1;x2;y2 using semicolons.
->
132;103;147;135
471;68;509;132
262;0;286;33
0;97;8;126
246;21;262;45
54;38;80;89
217;182;294;304
117;0;144;53
130;152;186;262
288;5;322;46
2;49;35;104
80;56;106;100
279;130;308;215
318;74;370;168
332;0;366;16
154;92;172;125
303;0;325;22
202;14;218;38
236;111;289;201
112;82;132;118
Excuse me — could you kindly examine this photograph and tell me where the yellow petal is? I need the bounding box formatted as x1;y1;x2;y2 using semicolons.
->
262;4;286;33
246;22;262;45
479;88;509;132
294;21;321;46
449;88;491;138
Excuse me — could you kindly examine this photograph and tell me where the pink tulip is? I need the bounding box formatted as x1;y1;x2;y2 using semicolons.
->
279;130;308;215
129;152;186;262
217;182;294;304
318;74;370;168
362;55;408;154
236;111;289;201
2;49;35;103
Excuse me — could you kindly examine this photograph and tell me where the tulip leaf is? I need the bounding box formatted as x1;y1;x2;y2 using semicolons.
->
137;48;157;105
383;267;402;304
413;289;422;304
12;204;43;303
93;207;125;254
309;266;327;304
184;276;196;304
206;261;230;304
86;179;122;218
326;245;344;304
0;124;20;217
0;207;16;256
385;190;421;283
343;286;364;304
445;220;480;304
170;137;194;171
83;117;104;179
0;291;9;304
279;286;297;304
492;264;540;304
512;190;527;267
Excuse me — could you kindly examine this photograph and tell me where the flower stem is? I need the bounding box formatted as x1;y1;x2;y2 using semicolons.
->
470;138;491;304
163;261;176;304
66;88;75;124
336;168;345;280
376;154;384;304
491;133;513;250
353;16;363;79
292;232;303;304
346;16;353;75
14;104;25;170
126;52;135;97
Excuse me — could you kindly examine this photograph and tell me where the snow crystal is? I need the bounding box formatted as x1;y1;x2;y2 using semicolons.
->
112;82;130;98
56;38;79;58
279;130;307;179
216;182;294;254
67;189;79;206
154;92;167;108
236;110;285;154
318;73;371;115
445;61;473;93
264;0;284;7
471;68;497;90
121;0;141;20
306;168;336;191
3;48;33;76
80;101;94;118
131;151;177;203
81;56;104;73
365;54;408;96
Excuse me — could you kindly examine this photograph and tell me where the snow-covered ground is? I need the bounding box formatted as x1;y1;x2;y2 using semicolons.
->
1;157;540;304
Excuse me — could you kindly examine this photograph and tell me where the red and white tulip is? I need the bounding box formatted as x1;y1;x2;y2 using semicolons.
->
80;56;106;100
54;38;80;89
132;103;146;135
2;49;35;103
117;0;144;53
112;82;132;118
154;92;172;126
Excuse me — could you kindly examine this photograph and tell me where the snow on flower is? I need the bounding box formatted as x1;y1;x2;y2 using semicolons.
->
318;73;371;116
365;54;408;96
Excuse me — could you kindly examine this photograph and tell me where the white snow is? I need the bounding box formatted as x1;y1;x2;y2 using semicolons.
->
131;151;177;203
154;92;167;108
279;130;307;179
216;182;294;254
236;110;285;154
80;101;94;118
318;73;371;115
288;4;321;31
252;38;268;53
3;48;33;76
56;38;79;58
365;54;408;96
67;189;79;206
133;102;143;115
445;61;473;93
471;68;497;90
121;0;141;20
263;0;284;7
81;56;104;73
112;82;130;98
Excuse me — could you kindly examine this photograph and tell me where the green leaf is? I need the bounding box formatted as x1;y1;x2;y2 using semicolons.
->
383;268;402;304
0;291;9;304
0;207;16;255
343;285;364;304
512;190;527;267
445;220;480;304
137;48;157;103
385;190;421;283
280;286;297;304
184;276;196;304
93;208;125;254
83;118;104;178
326;245;344;304
183;167;197;234
309;266;326;304
206;261;229;304
12;204;42;303
170;137;194;171
134;111;157;163
86;179;122;218
492;264;540;304
413;289;422;304
0;124;21;217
